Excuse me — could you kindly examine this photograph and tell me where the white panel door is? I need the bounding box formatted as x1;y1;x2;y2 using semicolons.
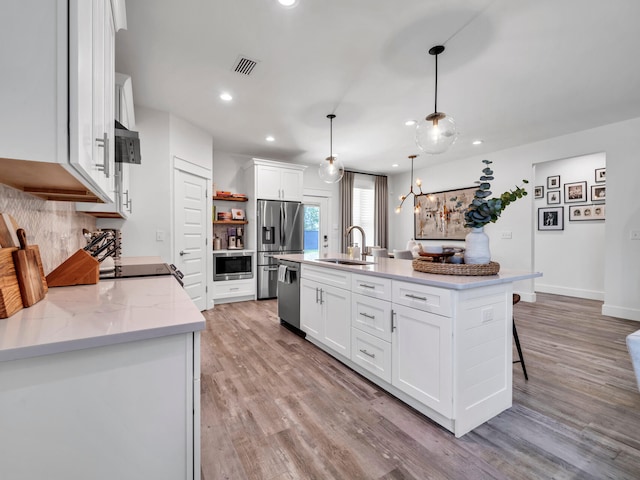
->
174;169;207;310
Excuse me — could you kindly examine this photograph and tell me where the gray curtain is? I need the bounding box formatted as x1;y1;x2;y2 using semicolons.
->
374;175;388;249
340;171;355;252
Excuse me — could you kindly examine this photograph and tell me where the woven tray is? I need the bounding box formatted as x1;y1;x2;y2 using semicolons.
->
412;258;500;276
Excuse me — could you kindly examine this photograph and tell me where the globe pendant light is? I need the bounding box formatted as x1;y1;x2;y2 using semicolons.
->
318;114;344;183
415;45;458;154
395;154;423;215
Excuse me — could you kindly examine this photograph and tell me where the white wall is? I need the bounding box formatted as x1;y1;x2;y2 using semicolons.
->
388;116;640;321
534;152;606;300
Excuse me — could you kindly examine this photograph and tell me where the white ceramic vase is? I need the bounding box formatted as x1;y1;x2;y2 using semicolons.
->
464;227;491;265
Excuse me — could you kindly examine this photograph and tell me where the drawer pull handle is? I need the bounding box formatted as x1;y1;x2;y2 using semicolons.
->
359;312;375;320
405;293;427;301
359;349;376;358
359;283;375;289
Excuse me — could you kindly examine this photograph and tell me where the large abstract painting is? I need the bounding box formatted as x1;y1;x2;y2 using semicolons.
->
414;186;476;240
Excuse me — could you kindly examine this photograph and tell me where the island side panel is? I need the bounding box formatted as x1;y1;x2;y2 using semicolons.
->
453;283;513;437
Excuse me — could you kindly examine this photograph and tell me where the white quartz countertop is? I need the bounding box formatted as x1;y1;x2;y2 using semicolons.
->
275;253;541;289
0;275;205;363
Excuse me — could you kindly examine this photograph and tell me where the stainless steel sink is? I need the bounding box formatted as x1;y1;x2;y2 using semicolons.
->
316;258;375;266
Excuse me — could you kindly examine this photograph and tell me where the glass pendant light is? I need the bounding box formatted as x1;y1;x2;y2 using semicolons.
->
415;45;458;154
318;114;344;183
395;154;423;214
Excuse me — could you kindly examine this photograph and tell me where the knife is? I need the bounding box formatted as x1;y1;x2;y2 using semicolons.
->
84;231;109;251
91;238;115;259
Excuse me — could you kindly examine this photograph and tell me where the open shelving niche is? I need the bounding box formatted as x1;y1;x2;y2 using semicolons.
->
213;195;249;249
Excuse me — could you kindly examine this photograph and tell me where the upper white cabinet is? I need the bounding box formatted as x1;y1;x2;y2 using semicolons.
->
246;159;306;202
0;0;126;203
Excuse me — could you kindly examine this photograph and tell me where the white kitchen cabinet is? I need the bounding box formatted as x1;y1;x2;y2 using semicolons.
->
0;0;126;203
351;327;392;383
77;72;135;218
351;293;393;342
246;158;306;202
391;303;452;417
300;265;351;358
0;332;200;480
213;277;256;304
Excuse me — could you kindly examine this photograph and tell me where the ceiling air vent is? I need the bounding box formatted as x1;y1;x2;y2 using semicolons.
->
232;56;258;76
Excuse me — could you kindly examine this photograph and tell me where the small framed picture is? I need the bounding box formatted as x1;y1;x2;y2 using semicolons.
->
591;184;606;202
538;207;564;230
534;186;544;199
595;168;606;183
564;181;587;203
547;175;560;190
231;208;245;220
547;190;561;205
569;204;605;221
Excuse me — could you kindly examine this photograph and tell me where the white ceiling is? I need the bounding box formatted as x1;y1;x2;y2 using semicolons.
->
115;0;640;174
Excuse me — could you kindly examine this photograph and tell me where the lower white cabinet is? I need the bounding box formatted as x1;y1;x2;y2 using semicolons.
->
214;278;256;304
300;272;351;358
0;332;200;480
351;327;392;383
391;303;452;417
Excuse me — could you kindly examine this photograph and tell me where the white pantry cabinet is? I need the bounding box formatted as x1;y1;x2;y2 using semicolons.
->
245;158;306;202
0;0;126;203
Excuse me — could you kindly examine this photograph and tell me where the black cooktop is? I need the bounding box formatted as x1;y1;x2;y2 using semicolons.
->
99;263;183;286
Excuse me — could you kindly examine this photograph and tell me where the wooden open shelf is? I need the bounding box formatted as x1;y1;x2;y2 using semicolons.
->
213;220;248;225
213;196;248;202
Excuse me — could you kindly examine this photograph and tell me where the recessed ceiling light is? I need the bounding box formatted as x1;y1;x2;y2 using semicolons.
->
392;164;399;168
472;140;483;145
266;136;275;142
278;0;298;7
220;92;233;101
405;120;416;126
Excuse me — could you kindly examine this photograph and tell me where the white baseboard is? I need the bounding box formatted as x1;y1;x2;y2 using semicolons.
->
602;304;640;322
514;291;536;303
535;283;604;301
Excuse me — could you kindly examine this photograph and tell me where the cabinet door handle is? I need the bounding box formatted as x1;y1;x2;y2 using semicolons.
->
319;288;324;305
405;293;427;301
391;310;397;332
359;283;375;289
95;133;110;178
315;287;319;304
359;349;376;358
359;312;375;320
124;190;132;211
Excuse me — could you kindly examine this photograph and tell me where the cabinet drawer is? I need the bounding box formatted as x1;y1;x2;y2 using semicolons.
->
351;328;392;383
351;274;391;301
301;264;351;289
392;280;451;317
351;293;392;342
214;279;255;299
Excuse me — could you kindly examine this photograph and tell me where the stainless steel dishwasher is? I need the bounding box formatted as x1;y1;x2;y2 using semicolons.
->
277;260;303;335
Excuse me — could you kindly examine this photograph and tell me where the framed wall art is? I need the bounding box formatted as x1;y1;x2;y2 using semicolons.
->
547;175;560;190
534;185;544;199
569;204;605;221
591;184;606;202
595;168;606;183
414;186;476;240
564;181;587;203
538;207;564;231
547;190;561;205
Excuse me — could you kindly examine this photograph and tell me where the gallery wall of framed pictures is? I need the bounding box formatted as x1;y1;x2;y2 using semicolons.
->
535;166;605;230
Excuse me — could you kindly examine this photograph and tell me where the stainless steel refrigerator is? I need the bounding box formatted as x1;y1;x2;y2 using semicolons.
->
256;199;304;299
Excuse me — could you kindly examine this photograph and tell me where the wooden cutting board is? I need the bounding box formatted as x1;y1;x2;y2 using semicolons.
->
12;229;46;307
0;247;23;318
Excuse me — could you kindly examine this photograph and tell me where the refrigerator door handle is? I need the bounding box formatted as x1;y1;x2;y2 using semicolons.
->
282;204;287;247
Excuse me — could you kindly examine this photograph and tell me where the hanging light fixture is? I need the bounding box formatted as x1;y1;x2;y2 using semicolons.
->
318;114;345;183
395;154;423;215
415;45;458;154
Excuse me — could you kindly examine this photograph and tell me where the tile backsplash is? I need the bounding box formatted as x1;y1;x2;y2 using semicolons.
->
0;184;96;274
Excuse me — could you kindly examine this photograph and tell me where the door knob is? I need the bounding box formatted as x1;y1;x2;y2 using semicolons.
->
179;250;191;256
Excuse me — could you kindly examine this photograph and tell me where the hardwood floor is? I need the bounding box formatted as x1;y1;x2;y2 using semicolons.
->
200;293;640;480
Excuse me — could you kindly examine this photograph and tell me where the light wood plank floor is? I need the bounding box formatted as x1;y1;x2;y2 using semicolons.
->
200;293;640;480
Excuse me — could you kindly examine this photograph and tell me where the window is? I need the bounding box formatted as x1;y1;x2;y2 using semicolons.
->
352;174;375;247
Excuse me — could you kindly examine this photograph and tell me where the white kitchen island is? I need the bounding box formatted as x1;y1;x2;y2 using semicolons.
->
0;274;205;480
277;253;541;438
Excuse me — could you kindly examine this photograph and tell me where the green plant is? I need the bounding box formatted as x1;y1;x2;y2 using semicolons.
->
463;160;528;228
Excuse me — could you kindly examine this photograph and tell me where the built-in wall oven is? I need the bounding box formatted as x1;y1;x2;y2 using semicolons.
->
213;251;253;281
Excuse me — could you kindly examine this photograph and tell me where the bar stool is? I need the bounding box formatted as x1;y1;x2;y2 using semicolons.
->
512;294;529;380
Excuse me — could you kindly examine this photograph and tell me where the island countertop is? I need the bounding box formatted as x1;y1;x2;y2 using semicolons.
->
275;253;541;289
0;275;205;363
